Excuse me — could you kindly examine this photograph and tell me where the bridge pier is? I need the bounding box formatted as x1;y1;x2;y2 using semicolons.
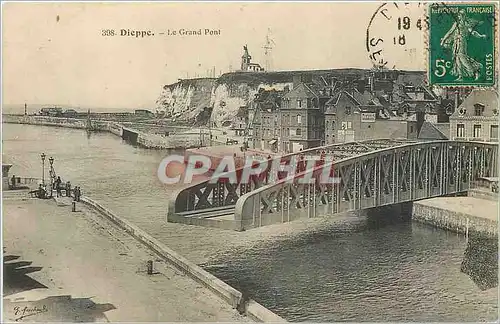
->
365;202;413;227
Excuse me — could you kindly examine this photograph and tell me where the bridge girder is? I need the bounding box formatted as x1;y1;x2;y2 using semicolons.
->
169;140;498;231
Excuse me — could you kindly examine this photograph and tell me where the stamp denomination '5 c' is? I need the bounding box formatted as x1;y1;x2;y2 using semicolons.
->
428;3;496;87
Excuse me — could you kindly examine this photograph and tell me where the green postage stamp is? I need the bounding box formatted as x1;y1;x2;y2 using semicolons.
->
428;3;497;87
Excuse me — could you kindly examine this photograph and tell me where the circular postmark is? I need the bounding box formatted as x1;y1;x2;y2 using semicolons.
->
366;2;427;70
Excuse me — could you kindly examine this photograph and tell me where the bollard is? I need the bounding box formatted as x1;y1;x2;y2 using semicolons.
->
147;260;153;275
466;218;469;243
72;201;76;212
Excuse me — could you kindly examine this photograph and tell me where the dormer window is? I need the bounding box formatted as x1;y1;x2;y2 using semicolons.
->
345;106;352;115
474;103;485;116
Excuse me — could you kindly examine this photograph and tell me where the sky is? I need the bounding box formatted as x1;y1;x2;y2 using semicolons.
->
2;2;426;110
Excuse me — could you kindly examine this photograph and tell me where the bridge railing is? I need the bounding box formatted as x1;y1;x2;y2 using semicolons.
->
233;140;498;230
169;139;411;215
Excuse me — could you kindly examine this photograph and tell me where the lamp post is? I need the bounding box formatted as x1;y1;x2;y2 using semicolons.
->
49;157;54;197
41;153;46;185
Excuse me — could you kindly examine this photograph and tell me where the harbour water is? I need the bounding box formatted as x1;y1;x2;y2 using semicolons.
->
2;123;497;322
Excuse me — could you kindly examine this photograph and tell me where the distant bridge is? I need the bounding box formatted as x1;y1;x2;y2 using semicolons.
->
167;139;498;231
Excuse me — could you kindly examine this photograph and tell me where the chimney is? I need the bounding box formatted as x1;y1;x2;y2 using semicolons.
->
292;75;302;87
454;91;460;110
369;73;375;92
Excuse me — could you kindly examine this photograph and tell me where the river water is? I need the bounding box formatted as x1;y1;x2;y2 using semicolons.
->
3;123;498;322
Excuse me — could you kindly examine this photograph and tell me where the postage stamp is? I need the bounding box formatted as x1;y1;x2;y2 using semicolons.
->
428;3;497;87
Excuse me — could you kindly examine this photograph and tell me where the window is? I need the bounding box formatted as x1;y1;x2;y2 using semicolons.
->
297;99;302;108
345;106;352;115
331;121;335;130
491;125;498;140
347;121;352;129
474;104;483;116
473;124;482;138
297;115;302;124
456;124;465;138
296;128;302;136
410;125;414;133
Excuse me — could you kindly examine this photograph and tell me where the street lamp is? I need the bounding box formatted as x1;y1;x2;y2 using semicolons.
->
41;153;46;185
49;157;54;197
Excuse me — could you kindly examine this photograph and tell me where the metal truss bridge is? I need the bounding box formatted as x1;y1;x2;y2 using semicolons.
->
167;139;498;231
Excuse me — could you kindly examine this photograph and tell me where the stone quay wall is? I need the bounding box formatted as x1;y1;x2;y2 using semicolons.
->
412;201;497;238
3;114;205;150
81;196;286;322
3;114;89;129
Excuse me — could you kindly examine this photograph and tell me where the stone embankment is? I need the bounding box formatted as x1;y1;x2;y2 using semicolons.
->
3;197;251;322
3;114;206;150
80;196;286;322
412;191;498;238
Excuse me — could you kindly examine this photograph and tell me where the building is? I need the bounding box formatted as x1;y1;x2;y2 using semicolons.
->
250;89;283;151
249;70;440;153
134;109;154;117
40;107;63;117
2;164;13;190
417;121;450;140
240;45;264;72
63;109;78;117
231;106;248;136
449;89;499;142
280;76;325;152
324;88;418;144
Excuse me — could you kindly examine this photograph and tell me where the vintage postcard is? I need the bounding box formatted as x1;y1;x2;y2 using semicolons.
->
1;1;498;323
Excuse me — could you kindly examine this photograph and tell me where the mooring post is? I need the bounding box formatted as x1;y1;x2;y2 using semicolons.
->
72;201;76;212
466;218;469;243
147;260;153;275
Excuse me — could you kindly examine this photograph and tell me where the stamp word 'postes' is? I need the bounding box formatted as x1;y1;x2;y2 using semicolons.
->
428;3;496;87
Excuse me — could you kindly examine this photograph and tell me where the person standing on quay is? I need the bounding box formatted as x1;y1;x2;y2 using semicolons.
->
74;186;81;202
55;176;62;197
